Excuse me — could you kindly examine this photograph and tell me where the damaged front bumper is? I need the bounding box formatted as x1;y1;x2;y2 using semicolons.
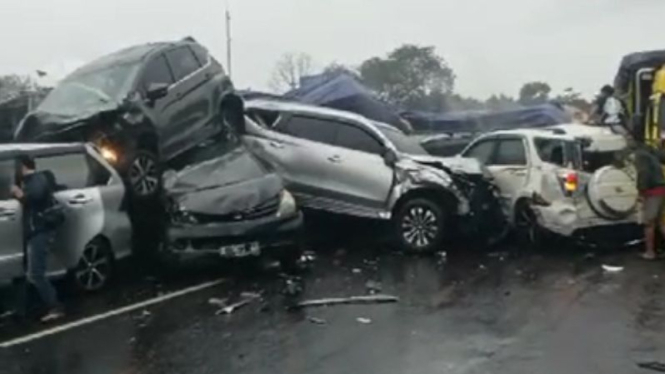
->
163;212;304;261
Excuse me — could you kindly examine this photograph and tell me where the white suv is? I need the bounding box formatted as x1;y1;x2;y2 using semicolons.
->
459;124;640;247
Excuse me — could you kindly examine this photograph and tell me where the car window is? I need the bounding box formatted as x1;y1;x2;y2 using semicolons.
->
335;123;384;155
534;137;582;169
279;116;337;146
165;47;201;82
142;55;175;90
494;139;527;166
36;153;109;189
0;159;14;200
189;44;210;66
464;140;496;164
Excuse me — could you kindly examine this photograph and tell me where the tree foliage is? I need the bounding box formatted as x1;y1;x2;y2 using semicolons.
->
518;81;551;105
359;44;455;110
0;75;36;102
269;52;314;93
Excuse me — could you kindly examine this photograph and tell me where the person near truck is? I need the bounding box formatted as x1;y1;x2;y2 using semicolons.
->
595;85;625;130
11;155;64;322
631;135;665;260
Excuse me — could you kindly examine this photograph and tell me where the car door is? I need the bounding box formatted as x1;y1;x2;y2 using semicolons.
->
264;114;341;204
0;158;24;285
35;151;109;271
486;137;530;208
139;54;176;154
326;121;394;216
162;46;208;159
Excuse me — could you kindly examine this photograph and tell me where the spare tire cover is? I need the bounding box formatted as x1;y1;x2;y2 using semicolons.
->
586;166;638;220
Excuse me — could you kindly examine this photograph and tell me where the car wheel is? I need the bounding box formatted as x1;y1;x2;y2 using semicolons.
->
394;198;446;253
127;150;161;199
514;202;543;249
73;238;114;293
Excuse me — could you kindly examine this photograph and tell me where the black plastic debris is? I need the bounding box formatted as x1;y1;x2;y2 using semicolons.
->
292;295;399;309
638;361;665;372
283;277;304;296
365;280;383;294
308;317;327;325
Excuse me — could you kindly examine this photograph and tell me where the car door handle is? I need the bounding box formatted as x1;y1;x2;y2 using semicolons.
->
68;195;92;205
328;155;342;163
269;141;284;149
0;209;17;221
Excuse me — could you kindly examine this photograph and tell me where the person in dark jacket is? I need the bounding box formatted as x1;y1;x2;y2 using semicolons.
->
11;155;63;322
632;139;665;260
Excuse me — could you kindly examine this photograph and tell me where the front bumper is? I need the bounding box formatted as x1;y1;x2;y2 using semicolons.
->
164;212;304;260
532;200;640;241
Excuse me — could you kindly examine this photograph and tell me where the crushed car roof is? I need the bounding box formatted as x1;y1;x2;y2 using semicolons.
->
246;99;374;125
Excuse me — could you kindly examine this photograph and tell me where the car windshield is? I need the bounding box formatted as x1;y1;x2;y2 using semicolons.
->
377;125;428;155
37;62;141;116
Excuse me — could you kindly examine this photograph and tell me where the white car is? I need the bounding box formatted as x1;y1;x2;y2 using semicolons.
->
459;124;640;247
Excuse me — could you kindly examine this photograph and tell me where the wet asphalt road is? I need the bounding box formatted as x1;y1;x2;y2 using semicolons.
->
1;216;665;374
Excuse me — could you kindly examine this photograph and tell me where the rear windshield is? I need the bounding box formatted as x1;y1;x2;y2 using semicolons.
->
534;137;582;169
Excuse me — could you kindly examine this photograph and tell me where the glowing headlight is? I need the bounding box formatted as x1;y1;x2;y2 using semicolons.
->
171;202;198;224
276;190;297;218
100;146;118;163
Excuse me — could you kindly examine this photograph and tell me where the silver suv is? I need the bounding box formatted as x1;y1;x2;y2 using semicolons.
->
242;100;505;252
0;144;132;292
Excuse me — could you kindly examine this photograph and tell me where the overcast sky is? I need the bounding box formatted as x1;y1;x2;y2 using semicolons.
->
2;0;665;99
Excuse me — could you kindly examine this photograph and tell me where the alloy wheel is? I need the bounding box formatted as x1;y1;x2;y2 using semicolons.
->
75;241;112;292
401;205;440;249
516;204;539;246
129;154;159;197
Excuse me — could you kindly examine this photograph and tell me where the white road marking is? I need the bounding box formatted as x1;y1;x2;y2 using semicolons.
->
0;278;225;349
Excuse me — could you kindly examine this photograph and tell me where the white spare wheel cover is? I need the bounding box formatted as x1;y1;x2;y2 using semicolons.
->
586;166;638;220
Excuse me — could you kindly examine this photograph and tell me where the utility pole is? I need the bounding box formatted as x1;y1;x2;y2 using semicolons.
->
225;5;232;78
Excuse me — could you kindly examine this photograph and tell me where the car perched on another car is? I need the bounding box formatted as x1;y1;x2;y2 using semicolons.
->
160;142;303;270
0;143;132;292
459;124;640;248
14;37;242;199
241;99;506;253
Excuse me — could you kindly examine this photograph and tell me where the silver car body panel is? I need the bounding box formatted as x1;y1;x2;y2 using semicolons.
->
244;100;469;220
0;143;131;285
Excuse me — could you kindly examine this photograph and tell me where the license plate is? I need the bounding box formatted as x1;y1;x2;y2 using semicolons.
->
219;242;260;258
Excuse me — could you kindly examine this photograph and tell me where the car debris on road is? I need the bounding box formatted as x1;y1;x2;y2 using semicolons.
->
602;264;624;273
292;295;399;310
356;317;372;324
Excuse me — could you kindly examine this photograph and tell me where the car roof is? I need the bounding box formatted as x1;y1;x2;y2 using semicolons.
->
245;99;372;124
68;39;194;77
480;127;574;141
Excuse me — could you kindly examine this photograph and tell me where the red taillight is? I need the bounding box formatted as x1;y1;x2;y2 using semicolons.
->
563;172;578;194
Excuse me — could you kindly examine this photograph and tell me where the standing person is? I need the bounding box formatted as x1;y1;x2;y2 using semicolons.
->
595;85;625;129
632;137;665;260
11;155;64;322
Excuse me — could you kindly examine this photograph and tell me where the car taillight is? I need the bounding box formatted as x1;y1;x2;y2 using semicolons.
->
562;172;578;196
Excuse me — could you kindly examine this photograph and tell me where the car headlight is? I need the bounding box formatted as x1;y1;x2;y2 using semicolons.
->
100;146;118;163
276;190;297;218
170;201;198;224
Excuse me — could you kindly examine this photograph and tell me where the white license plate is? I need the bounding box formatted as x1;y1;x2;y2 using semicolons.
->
219;242;261;258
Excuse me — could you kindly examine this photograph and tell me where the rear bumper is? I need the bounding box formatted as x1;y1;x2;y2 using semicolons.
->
533;201;639;237
164;212;304;260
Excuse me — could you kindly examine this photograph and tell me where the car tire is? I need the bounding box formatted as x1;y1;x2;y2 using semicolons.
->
72;238;114;293
126;149;161;200
394;198;446;253
514;202;543;250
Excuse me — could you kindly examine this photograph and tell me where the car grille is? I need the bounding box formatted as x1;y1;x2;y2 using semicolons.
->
191;195;280;223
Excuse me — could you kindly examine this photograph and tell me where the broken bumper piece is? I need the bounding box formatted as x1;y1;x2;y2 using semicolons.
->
165;212;303;260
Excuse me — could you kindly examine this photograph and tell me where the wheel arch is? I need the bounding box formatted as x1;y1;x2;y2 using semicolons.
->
392;187;458;218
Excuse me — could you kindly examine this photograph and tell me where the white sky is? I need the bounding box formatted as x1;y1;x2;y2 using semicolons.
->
2;0;665;99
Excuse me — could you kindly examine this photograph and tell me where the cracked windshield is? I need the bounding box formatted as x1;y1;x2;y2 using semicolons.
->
1;1;665;373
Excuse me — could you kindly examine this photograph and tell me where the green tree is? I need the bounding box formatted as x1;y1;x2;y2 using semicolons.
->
269;52;314;93
359;44;455;110
553;87;591;112
485;94;519;111
518;81;551;105
0;74;36;102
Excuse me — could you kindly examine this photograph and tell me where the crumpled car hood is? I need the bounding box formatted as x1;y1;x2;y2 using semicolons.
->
408;154;487;175
165;147;283;216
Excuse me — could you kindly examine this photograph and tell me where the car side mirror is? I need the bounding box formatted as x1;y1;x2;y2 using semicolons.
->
145;83;169;103
383;148;398;166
